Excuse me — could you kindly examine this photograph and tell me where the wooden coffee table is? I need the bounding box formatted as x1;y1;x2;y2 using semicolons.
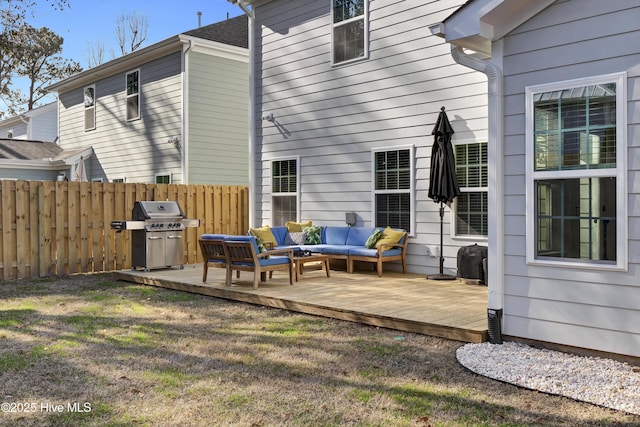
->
293;253;330;281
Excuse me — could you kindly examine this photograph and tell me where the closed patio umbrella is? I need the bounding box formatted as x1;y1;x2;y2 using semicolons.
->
427;107;460;280
73;156;88;182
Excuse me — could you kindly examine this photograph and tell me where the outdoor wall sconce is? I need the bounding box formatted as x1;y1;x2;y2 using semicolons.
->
168;136;181;150
262;112;275;122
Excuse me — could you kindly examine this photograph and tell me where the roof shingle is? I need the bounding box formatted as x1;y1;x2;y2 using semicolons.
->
183;14;248;49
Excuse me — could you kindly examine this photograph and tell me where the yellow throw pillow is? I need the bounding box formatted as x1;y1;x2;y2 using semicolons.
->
285;220;312;232
375;227;405;250
249;225;277;247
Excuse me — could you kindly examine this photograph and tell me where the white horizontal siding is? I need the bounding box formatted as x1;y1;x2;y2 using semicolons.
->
501;0;640;357
254;0;486;275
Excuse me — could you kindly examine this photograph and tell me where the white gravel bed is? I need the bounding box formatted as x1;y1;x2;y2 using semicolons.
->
456;341;640;415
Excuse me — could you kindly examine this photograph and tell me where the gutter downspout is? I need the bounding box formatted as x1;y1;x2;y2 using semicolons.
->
247;11;256;227
229;0;256;226
181;39;193;184
18;115;31;140
450;45;505;342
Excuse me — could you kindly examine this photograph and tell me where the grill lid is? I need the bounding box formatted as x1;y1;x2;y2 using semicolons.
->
132;201;184;220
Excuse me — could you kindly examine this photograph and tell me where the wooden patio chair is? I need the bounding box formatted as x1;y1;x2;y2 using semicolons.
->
198;237;237;284
223;236;294;289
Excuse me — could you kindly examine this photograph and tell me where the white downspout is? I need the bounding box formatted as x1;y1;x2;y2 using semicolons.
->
450;45;505;333
229;0;256;226
247;12;256;227
181;39;193;184
18;115;31;139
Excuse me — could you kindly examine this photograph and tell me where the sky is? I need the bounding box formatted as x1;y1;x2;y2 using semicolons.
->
5;0;245;112
29;0;245;68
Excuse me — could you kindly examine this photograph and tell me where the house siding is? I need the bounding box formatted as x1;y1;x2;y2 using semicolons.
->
187;51;249;185
501;0;640;356
0;169;59;180
0;121;27;139
254;0;488;275
58;52;184;183
29;107;58;142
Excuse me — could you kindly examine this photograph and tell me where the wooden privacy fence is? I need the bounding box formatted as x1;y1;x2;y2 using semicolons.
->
0;180;249;280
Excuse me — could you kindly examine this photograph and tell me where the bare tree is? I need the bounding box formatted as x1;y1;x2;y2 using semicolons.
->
116;11;148;56
85;40;106;68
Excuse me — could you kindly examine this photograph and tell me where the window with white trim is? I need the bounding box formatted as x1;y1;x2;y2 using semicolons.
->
526;73;626;268
155;173;171;184
126;69;140;121
84;85;95;131
272;157;299;226
372;146;414;232
331;0;368;64
454;142;488;237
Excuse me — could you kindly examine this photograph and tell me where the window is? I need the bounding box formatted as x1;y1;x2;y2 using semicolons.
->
84;85;95;131
526;73;626;269
331;0;368;64
155;173;171;184
272;157;299;226
126;69;140;121
372;146;414;232
112;177;125;183
454;142;488;237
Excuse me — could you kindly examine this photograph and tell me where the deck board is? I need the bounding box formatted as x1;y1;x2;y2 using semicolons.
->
114;264;489;343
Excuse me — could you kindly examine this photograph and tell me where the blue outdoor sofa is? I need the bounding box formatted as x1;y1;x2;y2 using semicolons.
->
202;225;408;278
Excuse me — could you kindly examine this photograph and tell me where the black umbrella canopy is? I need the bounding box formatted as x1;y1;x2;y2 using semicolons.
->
427;107;460;280
428;107;460;204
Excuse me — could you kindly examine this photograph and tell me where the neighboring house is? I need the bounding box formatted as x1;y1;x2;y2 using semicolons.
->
234;0;639;360
46;15;249;185
0;102;90;181
0;102;58;142
0;138;91;181
235;0;488;273
431;0;639;359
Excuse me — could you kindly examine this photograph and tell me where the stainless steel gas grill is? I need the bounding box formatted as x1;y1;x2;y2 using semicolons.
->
111;201;200;271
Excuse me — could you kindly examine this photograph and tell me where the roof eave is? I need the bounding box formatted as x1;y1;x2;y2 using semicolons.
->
431;0;555;56
45;36;183;93
180;35;249;62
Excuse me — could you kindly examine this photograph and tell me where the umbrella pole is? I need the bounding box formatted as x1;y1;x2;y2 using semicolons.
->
427;201;457;281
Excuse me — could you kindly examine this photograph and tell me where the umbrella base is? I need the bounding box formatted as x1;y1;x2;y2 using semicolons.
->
427;273;457;281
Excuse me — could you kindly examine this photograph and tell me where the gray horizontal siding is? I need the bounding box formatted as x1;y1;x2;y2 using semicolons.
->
59;52;183;183
500;0;640;356
254;0;486;275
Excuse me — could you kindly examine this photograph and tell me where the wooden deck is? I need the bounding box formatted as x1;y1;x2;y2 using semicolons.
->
114;262;489;343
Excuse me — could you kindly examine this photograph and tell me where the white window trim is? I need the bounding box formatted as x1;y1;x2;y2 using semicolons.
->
525;72;627;271
270;155;301;223
371;144;415;235
451;138;488;241
84;84;96;131
155;172;171;184
125;68;141;121
112;177;126;183
330;0;369;66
